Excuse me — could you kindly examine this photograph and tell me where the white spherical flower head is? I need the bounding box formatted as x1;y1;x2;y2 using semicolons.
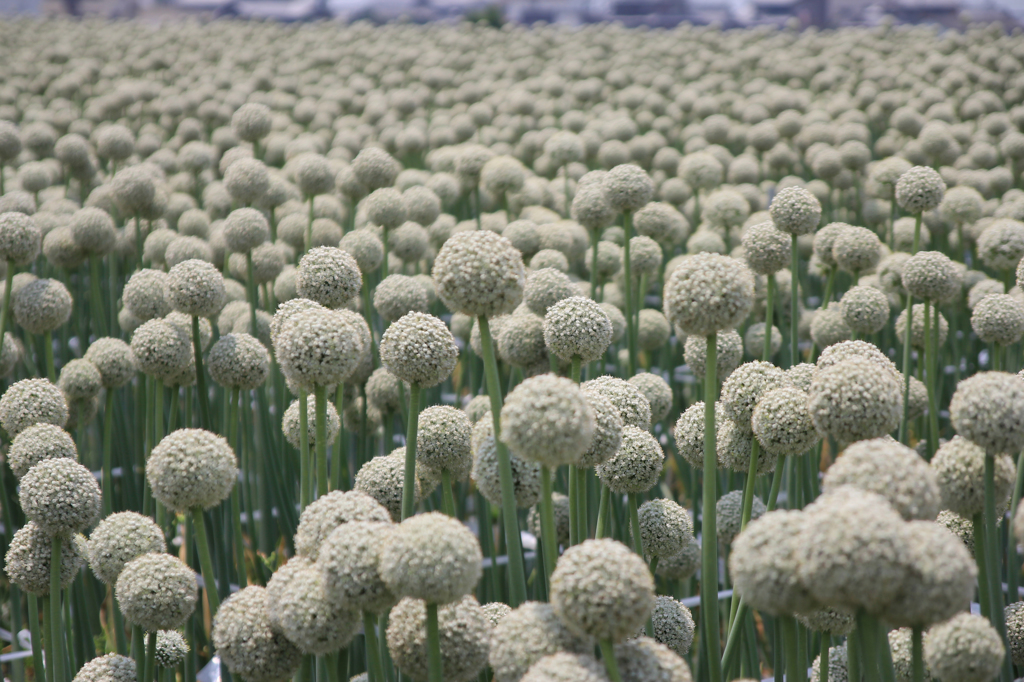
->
417;406;473;478
86;511;166;585
296;247;362;309
14;278;72;334
74;654;137;682
815;340;901;383
154;631;189;669
972;293;1024;346
318;521;397;615
266;556;358;655
489;602;592;682
213;586;303;682
839;285;889;335
603;164;654;214
379;312;458;388
501;374;595;468
901;251;961;302
730;509;817;617
223;207;270;253
5;521;84;596
471;420;541;509
544;296;613;364
595;425;664;494
373;274;428;323
808;357;903;445
0;212;41;265
386;596;490;682
20;457;100;536
550;538;655;643
637;498;693;559
433;231;526;319
352;148;400;191
84;338;136;389
208;333;270;391
167;259;226;319
277;309;363;390
364;188;407;229
340;229;384;274
924;614;1004;682
524;268;575;317
379;511;482;604
752;387;819;457
932;436;1015;518
683;329;743;381
8;423;77;479
895;166;945;214
663;253;755;337
146;428;237;512
1007;603;1024;667
521;653;609;682
795;487;910;613
813;223;850;269
578;388;624;468
116;553;198;632
293;489;391;560
717;489;766;544
769;186;822;236
572;184;617;232
282;396;339;450
720;361;785;432
122;269;171;322
950;371;1024;455
0;378;67;436
881;520;976;628
642;596;696;658
742;221;790;275
130;319;191;383
978;219;1024;273
53;360;99;400
832;226;881;275
355;452;421;521
628;373;673;424
231;103;272;143
614;637;694;682
823;438;940;521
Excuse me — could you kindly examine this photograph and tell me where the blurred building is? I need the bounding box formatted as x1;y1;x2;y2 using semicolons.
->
749;0;964;25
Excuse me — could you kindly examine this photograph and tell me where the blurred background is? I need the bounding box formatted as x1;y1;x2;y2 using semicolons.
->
0;0;1022;67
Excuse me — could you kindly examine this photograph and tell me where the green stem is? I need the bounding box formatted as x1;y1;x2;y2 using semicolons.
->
332;384;347;492
426;603;443;682
622;211;637;376
143;631;156;682
192;316;212;431
363;612;385;682
306;196;314;252
927;301;941;457
595;484;610;539
299;388;311;511
43;331;55;383
576;466;588;542
101;389;116;517
782;616;799;682
27;594;45;682
899;294;914;445
477;315;528;607
974;513;992;619
790;234;799;367
568;465;578;546
701;330;722;682
822;266;835;310
131;625;144;682
590;229;599;300
315;384;329;498
763;274;775;361
923;302;936;457
0;263;13;349
49;536;63;682
984;454;1015;682
720;601;748;672
848;618;862;682
599;639;622;682
191;507;221;617
539;466;558;584
245;252;258;337
401;382;421;520
911;627;923;682
820;633;830;682
571;355;581;383
440;469;457;518
628;492;644;557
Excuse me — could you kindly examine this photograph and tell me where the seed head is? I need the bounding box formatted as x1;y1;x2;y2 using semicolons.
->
116;553;198;632
595;425;663;495
924;614;1003;682
386;596;490;682
318;521;397;615
664;253;755;337
895;166;945;214
213;586;303;682
266;556;358;655
433;231;526;319
5;521;84;595
14;278;72;334
0;378;67;437
950;371;1024;455
769;186;821;236
147;429;237;512
489;601;592;682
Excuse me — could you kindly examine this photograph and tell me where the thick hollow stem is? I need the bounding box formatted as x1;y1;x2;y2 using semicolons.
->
89;256;106;339
102;389;116;517
539;465;559;583
245;251;259;337
191;316;212;431
622;211;638;376
589;229;599;300
782;616;799;682
701;330;722;682
426;603;444;682
0;262;13;348
568;464;579;546
401;382;421;520
595;483;610;539
899;295;914;445
315;384;329;498
927;300;941;458
299;388;311;511
974;513;992;619
720;600;748;672
763;274;775;361
28;594;45;682
49;537;63;682
911;627;923;682
599;639;623;682
477;315;528;607
576;466;588;542
628;492;644;557
922;302;936;457
43;331;55;383
440;469;457;517
143;631;157;682
191;507;221;617
820;633;830;682
790;234;799;367
363;611;385;682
